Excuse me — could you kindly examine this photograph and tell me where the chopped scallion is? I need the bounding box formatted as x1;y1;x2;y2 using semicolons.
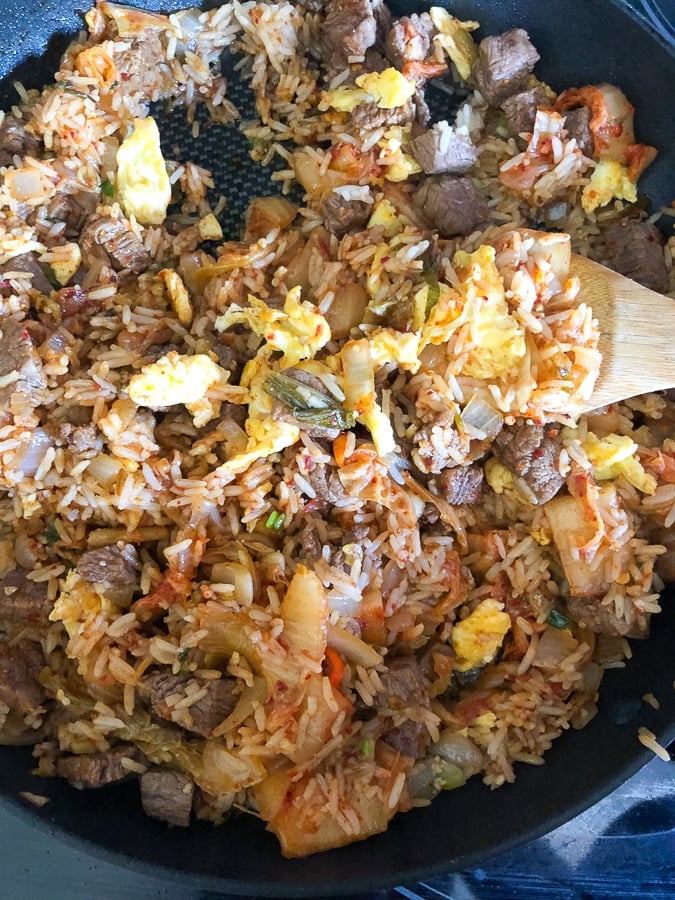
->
547;608;571;629
101;179;115;198
422;268;440;316
264;373;356;431
265;510;286;531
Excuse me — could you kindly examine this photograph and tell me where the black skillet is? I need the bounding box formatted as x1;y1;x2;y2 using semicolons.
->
0;0;673;894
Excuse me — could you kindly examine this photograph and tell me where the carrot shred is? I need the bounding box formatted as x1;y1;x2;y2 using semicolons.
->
333;433;349;467
324;647;345;687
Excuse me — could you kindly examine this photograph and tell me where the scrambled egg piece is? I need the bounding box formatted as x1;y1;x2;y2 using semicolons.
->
219;357;300;475
420;246;526;379
429;8;479;81
368;328;421;373
484;457;515;495
340;339;395;457
197;213;223;241
128;352;230;427
214;286;331;368
581;159;637;214
324;68;415;113
368;198;403;235
582;432;657;494
159;268;192;325
40;243;81;286
378;127;421;182
355;69;415;109
451;599;511;670
116;117;171;226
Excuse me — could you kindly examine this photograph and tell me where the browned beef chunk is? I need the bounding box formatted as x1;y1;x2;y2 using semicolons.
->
564;106;594;158
320;192;371;236
384;13;434;69
375;657;431;757
113;33;168;109
76;545;139;589
500;85;550;143
0;641;45;715
351;97;415;130
0;573;50;627
384;719;431;759
414;94;431;129
0;115;39;167
45;192;96;236
65;423;103;455
409;121;477;175
371;0;392;46
0;252;52;296
140;672;238;737
56;746;146;789
374;656;430;710
471;29;540;106
493;420;564;504
438;465;483;505
320;0;378;71
604;220;670;294
302;462;348;506
80;215;151;273
141;769;194;827
52;285;102;320
417;640;455;684
412;412;463;474
566;595;649;639
0;317;47;414
413;177;487;237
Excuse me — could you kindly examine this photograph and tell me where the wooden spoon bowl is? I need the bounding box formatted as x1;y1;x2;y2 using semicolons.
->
570;254;675;413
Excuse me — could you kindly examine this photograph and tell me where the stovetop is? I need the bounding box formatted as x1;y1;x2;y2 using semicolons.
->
1;753;673;900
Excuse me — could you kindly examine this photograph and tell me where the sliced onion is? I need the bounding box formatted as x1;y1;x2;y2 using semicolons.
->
15;429;53;477
100;1;169;35
15;534;39;569
88;453;122;489
210;561;255;606
533;627;578;670
245;197;297;239
324;281;368;341
212;677;268;738
219;418;248;454
327;622;382;667
460;394;503;441
432;729;484;778
45;329;69;353
581;661;603;694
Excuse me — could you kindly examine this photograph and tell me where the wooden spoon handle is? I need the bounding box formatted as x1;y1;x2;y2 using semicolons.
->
570;254;675;412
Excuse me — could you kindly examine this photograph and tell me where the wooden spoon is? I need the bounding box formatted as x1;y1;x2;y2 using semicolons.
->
569;254;675;413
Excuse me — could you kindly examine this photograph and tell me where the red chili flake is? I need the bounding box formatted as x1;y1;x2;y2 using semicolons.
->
381;256;390;263
533;448;545;459
120;72;131;81
21;330;30;341
276;680;287;693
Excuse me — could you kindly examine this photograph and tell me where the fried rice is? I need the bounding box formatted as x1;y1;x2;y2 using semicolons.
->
0;0;672;858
